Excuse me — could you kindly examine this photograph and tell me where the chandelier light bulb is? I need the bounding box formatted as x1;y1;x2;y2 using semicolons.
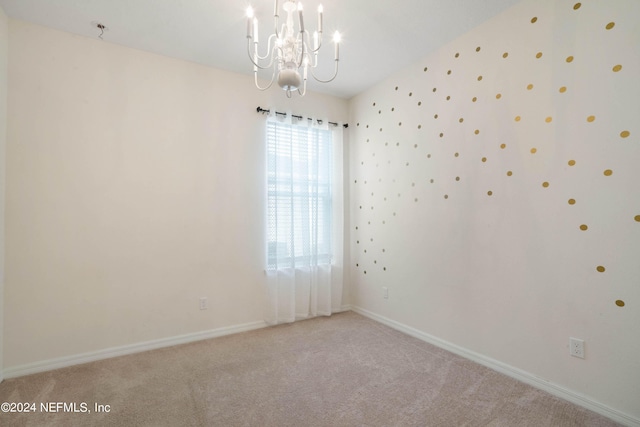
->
246;6;254;18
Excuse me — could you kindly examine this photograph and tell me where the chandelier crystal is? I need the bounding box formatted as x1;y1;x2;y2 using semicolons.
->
246;0;340;97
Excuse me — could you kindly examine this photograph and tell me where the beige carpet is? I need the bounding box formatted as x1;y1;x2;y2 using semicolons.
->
0;311;621;426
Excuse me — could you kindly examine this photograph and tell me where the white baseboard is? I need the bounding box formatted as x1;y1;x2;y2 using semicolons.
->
3;320;268;380
337;304;353;312
351;306;639;427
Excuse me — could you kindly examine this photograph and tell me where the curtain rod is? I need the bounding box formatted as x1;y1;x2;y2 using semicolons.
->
256;107;348;128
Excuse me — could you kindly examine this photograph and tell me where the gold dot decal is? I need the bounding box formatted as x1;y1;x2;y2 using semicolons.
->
444;195;448;199
496;93;502;99
515;116;521;122
455;176;460;181
481;157;487;162
616;300;625;307
507;171;513;176
487;191;493;196
472;97;477;102
604;169;613;176
503;52;509;58
613;64;622;72
459;118;464;123
606;22;615;30
476;46;481;52
573;3;581;10
477;75;483;81
596;266;605;273
580;224;588;231
545;116;553;123
447;70;451;75
454;152;459;157
559;86;567;93
531;16;538;23
620;130;630;138
500;143;506;149
455;52;459;58
568;159;576;166
474;129;480;135
527;84;534;90
566;56;574;63
531;148;537;154
536;52;542;59
568;199;576;205
635;215;640;222
587;115;595;122
542;181;549;188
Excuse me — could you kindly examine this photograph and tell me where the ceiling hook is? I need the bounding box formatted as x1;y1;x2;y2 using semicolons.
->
91;21;108;40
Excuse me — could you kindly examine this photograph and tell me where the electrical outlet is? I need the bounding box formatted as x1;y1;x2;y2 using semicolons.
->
382;287;388;299
569;337;584;359
199;297;208;310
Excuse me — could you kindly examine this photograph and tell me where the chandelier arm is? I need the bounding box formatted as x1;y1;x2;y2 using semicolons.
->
310;59;339;83
254;66;277;91
296;31;306;69
247;39;277;70
273;16;280;38
247;41;267;70
307;30;323;54
254;34;278;61
297;79;307;97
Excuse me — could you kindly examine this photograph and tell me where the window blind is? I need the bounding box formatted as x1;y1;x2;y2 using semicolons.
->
266;120;333;270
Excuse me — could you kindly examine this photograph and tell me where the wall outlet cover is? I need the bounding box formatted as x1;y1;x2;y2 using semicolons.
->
570;337;584;359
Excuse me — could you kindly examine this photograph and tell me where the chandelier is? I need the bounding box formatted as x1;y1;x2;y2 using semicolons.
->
246;0;340;97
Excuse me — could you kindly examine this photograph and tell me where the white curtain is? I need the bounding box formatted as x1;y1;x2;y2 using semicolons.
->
264;113;344;325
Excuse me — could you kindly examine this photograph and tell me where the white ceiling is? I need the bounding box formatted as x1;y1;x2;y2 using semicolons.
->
0;0;522;99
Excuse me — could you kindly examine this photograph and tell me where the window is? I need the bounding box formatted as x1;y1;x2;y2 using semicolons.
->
266;120;333;270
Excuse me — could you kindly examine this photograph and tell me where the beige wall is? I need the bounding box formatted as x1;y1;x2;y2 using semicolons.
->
349;0;639;421
4;20;347;369
0;4;8;382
